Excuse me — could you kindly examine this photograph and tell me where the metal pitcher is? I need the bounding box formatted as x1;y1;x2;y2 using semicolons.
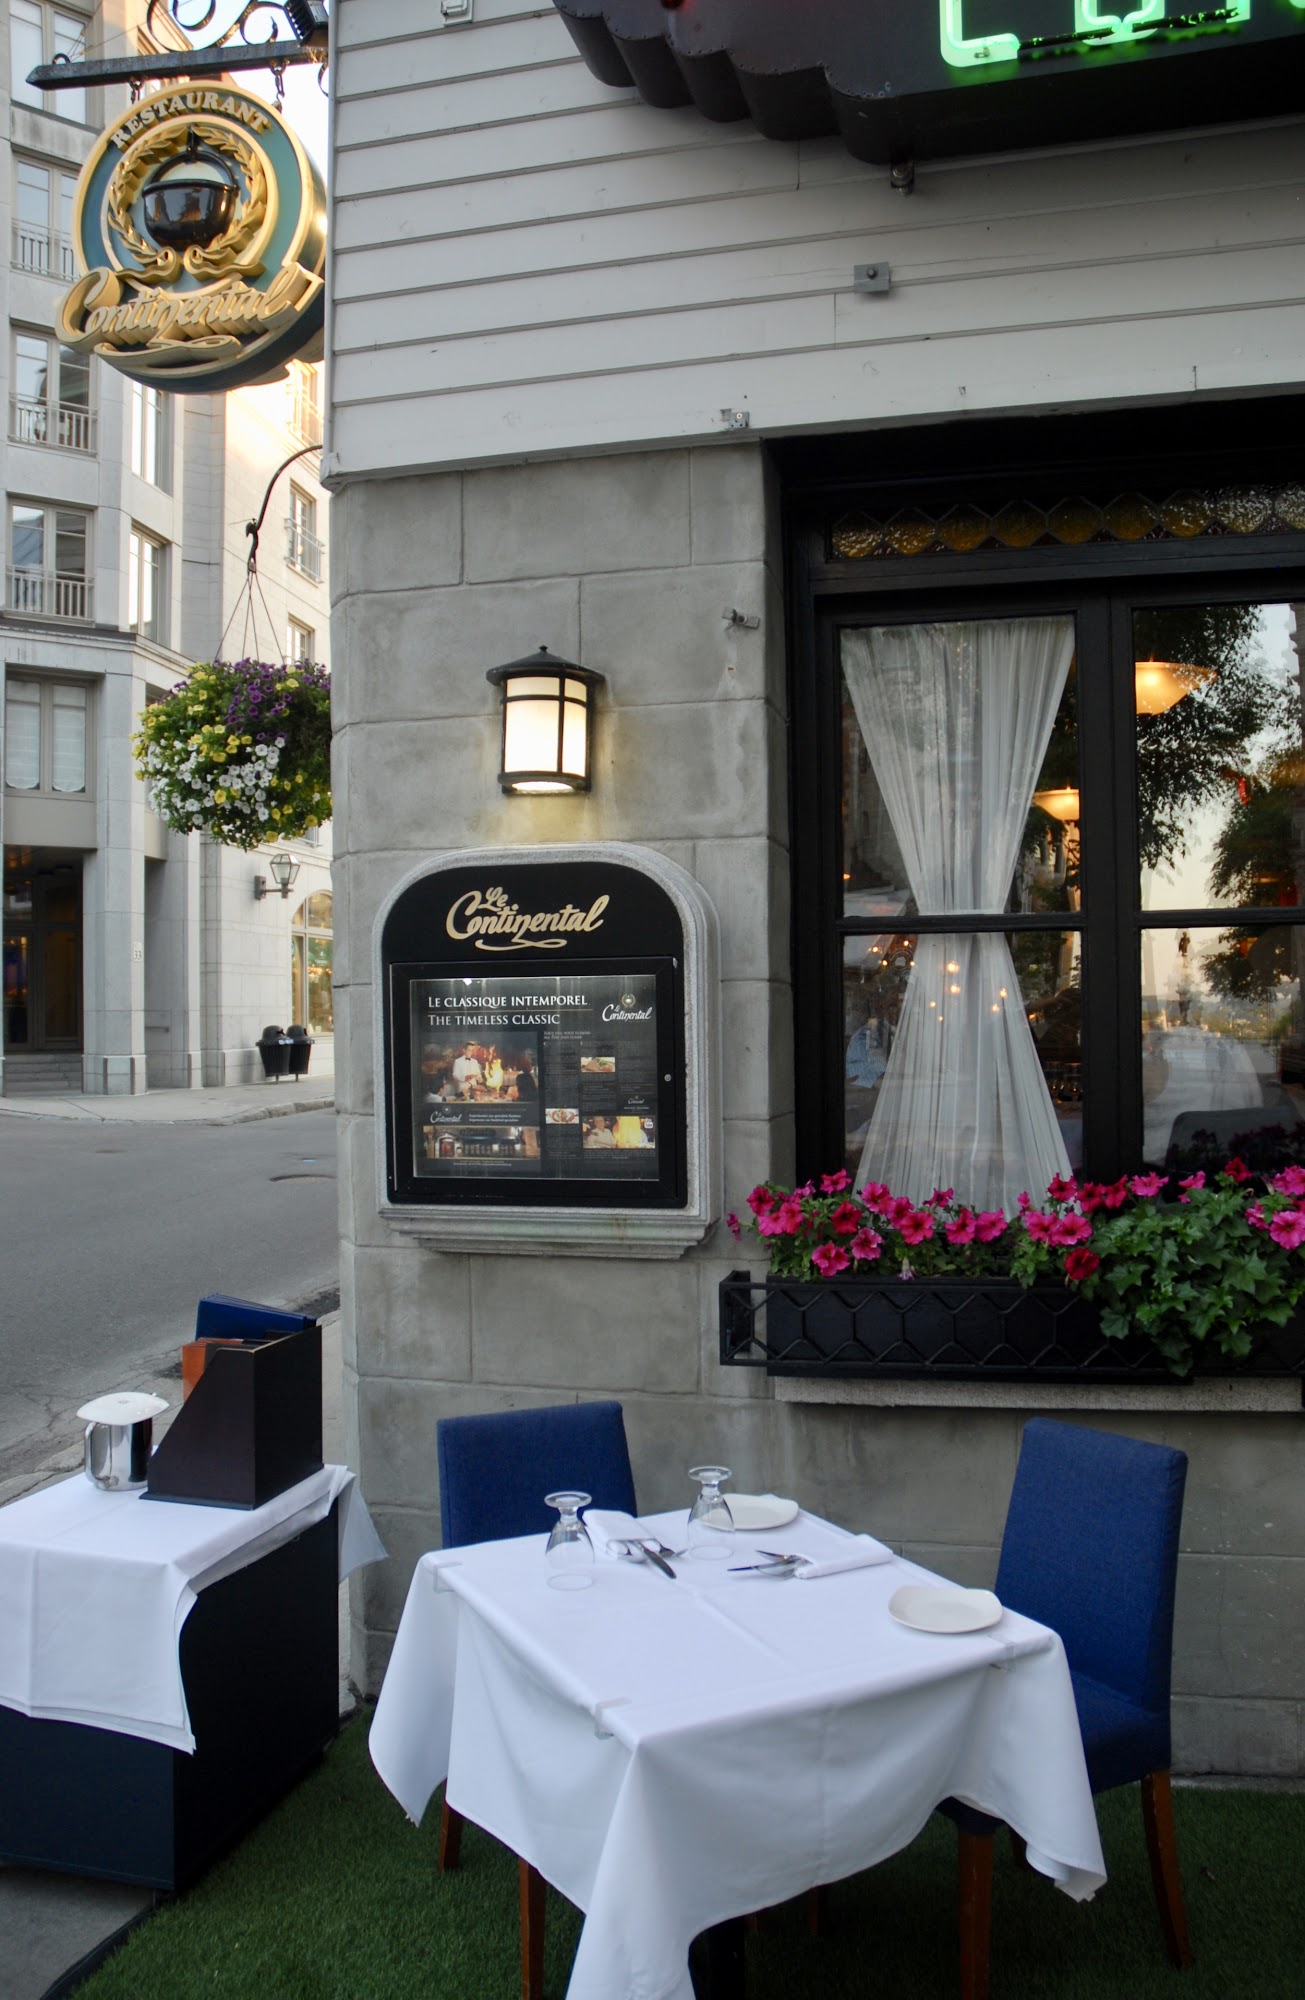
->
77;1392;169;1492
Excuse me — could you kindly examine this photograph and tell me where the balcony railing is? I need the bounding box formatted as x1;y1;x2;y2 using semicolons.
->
6;567;93;620
9;395;96;453
11;224;77;281
285;517;324;583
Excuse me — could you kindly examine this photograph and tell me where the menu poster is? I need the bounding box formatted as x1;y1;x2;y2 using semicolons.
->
408;972;662;1182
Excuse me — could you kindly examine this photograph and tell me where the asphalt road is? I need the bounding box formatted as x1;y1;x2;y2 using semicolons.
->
0;1110;338;1479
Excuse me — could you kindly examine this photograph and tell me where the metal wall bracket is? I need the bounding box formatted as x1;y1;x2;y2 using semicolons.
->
719;409;751;430
853;264;892;295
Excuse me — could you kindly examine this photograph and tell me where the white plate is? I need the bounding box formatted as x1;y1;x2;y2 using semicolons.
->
725;1493;799;1531
888;1586;1002;1634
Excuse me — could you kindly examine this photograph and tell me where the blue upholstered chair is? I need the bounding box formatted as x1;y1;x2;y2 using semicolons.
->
434;1400;637;2000
945;1418;1192;2000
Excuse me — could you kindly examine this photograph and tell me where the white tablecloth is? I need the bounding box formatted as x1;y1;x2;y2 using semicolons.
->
370;1508;1105;2000
0;1465;385;1753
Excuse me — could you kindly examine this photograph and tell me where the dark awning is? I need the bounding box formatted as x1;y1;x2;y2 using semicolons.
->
551;2;1305;166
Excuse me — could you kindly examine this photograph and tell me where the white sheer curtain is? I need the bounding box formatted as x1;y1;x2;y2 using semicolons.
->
842;617;1076;1213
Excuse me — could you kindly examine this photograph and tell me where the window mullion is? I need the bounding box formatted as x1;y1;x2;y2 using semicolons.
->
1078;595;1140;1175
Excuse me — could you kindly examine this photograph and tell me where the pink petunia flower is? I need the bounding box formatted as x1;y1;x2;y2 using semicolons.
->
944;1209;977;1246
1180;1172;1206;1191
1130;1172;1167;1198
1246;1203;1267;1232
927;1187;955;1209
812;1241;851;1277
795;1180;815;1198
1268;1209;1305;1250
1271;1166;1305;1198
859;1181;891;1210
1223;1157;1251;1185
746;1185;774;1217
974;1210;1009;1242
830;1200;863;1236
758;1199;804;1237
1023;1210;1055;1243
849;1228;883;1264
898;1209;935;1246
1064;1247;1100;1282
884;1194;916;1227
1077;1182;1105;1214
1016;1191;1033;1213
1101;1178;1129;1209
1050;1213;1092;1246
820;1169;851;1194
1047;1173;1078;1203
726;1212;742;1241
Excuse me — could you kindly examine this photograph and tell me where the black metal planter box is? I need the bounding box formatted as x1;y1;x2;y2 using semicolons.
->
719;1271;1305;1386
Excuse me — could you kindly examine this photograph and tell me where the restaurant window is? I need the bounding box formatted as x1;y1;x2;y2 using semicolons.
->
800;569;1305;1206
129;381;168;487
12;155;78;278
128;528;167;644
8;500;90;619
290;890;333;1035
10;328;93;451
4;676;88;795
10;2;88;123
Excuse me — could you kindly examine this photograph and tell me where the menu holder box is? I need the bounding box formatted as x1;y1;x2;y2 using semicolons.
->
146;1325;322;1510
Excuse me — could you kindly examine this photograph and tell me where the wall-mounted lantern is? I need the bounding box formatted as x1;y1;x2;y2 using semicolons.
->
254;851;302;901
486;645;605;795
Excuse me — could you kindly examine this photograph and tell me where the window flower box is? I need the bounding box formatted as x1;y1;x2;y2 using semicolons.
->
718;1272;1305;1385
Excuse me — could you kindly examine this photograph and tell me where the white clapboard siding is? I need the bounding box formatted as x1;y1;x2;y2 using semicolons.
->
327;1;1305;479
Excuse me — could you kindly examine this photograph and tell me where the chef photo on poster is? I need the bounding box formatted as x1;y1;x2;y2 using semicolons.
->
408;972;661;1182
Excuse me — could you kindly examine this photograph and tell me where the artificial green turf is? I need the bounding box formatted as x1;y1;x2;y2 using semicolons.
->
77;1712;1305;2000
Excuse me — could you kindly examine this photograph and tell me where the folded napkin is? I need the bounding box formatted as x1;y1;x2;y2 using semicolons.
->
793;1535;893;1580
582;1509;645;1557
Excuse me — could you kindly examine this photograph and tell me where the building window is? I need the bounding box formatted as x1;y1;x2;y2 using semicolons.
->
128;528;167;644
288;362;322;448
10;3;88;123
285;486;322;582
12;155;78;278
8;501;90;619
290;890;333;1035
10;329;93;451
4;676;88;794
129;381;168;487
286;618;315;665
801;580;1305;1208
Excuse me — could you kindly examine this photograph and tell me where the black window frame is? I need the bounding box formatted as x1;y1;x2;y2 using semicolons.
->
784;421;1305;1192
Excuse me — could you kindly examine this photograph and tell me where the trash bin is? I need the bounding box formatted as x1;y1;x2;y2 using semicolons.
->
257;1024;291;1080
286;1024;313;1078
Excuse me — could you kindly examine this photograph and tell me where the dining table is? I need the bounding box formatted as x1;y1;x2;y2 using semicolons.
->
369;1502;1105;2000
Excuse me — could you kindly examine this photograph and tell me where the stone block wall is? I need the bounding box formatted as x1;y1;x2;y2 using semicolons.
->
333;442;1304;1773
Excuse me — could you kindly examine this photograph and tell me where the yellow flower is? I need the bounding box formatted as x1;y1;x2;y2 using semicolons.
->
214;789;227;803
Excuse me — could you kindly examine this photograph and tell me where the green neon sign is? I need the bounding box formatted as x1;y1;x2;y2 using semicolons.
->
940;1;1262;69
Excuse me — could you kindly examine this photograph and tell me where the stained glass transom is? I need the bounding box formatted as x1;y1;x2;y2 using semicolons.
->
831;484;1305;561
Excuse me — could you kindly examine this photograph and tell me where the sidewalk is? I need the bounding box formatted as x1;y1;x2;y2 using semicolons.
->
0;1308;358;2000
0;1074;335;1127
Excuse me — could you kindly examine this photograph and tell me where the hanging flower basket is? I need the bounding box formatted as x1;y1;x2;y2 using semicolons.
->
133;659;331;852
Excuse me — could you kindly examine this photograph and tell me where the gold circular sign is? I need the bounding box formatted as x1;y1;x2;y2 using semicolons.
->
59;84;326;393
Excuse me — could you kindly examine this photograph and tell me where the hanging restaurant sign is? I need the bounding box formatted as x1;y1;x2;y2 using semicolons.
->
552;0;1305;165
57;83;325;393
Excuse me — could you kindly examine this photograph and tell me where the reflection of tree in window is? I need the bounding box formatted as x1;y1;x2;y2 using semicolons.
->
1134;605;1292;875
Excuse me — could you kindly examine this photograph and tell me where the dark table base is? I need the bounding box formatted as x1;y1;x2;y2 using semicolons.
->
0;1508;339;1891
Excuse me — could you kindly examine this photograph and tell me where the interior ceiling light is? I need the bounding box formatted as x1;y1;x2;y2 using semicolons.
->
1134;660;1216;715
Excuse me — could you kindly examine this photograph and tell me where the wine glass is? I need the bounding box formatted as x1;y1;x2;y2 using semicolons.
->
687;1466;735;1561
544;1490;595;1590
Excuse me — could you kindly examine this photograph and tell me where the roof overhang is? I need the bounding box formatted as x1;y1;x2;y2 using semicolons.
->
551;2;1305;166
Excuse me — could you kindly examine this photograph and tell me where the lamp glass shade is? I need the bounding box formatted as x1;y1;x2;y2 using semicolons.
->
1134;659;1215;715
1032;787;1081;824
489;650;603;794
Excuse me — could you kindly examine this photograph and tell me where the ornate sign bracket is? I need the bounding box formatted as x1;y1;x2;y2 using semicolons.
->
27;2;326;95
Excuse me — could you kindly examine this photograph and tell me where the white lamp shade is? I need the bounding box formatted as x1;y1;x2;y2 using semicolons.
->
488;648;604;794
